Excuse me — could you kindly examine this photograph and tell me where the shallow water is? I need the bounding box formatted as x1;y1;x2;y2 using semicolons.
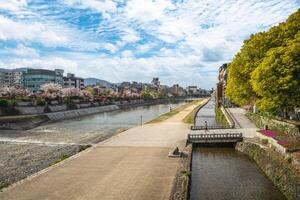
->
0;102;185;144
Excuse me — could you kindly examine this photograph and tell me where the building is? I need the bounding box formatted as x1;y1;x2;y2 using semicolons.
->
216;63;228;107
0;68;27;86
63;73;84;90
22;69;64;92
151;77;160;88
170;84;185;97
186;86;198;95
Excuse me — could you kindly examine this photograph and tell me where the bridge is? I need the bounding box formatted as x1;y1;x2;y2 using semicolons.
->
187;133;243;144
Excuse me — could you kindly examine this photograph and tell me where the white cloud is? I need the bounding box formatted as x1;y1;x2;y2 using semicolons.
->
64;0;117;18
0;16;68;46
6;44;39;57
0;0;27;12
0;0;299;88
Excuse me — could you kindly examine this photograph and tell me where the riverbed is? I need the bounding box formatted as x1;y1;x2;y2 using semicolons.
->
0;102;185;189
189;100;285;200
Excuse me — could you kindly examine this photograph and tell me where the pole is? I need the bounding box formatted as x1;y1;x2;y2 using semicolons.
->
140;115;143;125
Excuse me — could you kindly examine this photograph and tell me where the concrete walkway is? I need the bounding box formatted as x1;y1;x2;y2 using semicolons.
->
190;107;258;138
227;108;257;129
0;101;204;200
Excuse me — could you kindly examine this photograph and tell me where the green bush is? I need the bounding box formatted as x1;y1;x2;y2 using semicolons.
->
215;107;230;127
36;99;46;106
287;157;293;164
7;99;17;106
0;99;9;107
261;139;268;145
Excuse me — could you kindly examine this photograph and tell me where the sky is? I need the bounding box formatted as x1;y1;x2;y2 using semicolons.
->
0;0;299;89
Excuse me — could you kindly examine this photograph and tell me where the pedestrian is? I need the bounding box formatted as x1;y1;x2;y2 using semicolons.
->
205;121;208;130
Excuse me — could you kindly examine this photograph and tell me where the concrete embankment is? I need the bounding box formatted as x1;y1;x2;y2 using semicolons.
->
0;99;181;130
236;141;300;200
0;105;119;130
0;115;49;130
46;105;119;121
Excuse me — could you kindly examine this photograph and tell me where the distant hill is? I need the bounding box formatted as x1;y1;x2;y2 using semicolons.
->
84;78;114;88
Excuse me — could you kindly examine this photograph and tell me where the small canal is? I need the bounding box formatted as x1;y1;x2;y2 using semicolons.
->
190;100;286;200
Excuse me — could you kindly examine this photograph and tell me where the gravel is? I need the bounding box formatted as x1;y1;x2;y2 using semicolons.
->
0;142;80;189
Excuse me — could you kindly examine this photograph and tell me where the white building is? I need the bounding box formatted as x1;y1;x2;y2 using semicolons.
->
0;68;27;86
63;73;84;90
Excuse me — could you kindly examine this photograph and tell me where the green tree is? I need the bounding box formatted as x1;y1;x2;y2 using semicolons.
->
251;36;300;112
226;8;300;112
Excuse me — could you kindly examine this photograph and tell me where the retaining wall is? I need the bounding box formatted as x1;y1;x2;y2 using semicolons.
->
0;116;49;130
46;105;119;121
236;141;300;200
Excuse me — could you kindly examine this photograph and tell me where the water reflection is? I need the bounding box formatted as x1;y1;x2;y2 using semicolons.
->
195;100;217;126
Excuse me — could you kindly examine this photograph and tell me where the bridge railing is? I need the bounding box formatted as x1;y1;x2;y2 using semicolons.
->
188;133;243;142
190;125;230;130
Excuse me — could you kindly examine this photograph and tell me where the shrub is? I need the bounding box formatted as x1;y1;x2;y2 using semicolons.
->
0;99;9;107
181;170;191;177
261;139;268;145
287;157;293;164
7;99;17;106
36;99;46;106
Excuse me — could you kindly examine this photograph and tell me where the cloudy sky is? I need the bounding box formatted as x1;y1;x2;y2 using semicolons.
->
0;0;299;88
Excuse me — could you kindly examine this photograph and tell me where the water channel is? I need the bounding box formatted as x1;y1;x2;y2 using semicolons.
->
190;100;286;200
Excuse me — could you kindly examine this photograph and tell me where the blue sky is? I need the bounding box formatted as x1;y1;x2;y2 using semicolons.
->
0;0;299;88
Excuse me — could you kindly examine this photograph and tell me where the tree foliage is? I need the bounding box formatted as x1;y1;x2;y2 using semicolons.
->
226;9;300;112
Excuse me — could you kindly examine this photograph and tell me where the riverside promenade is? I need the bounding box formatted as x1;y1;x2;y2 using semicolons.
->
0;100;206;200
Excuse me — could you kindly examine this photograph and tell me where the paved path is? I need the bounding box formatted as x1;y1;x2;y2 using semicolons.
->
189;107;258;138
227;108;257;129
0;100;205;200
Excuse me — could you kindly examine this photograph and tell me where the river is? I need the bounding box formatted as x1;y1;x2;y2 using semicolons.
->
0;101;186;188
190;100;286;200
0;101;186;144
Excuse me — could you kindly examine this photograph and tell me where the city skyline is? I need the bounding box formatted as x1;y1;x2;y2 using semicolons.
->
0;0;299;88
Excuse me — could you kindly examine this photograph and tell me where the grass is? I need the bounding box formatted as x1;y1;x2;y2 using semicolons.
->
182;99;208;124
51;154;71;166
147;99;206;124
181;170;191;177
0;183;9;191
79;144;92;152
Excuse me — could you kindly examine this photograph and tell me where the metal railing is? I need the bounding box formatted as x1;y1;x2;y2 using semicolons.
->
221;106;236;128
188;133;243;143
190;125;230;130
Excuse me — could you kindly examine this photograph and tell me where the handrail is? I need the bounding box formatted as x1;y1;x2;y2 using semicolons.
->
190;125;230;130
221;105;235;128
188;133;243;141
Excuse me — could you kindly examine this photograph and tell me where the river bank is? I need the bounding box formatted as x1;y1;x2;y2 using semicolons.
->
0;101;188;191
0;98;182;130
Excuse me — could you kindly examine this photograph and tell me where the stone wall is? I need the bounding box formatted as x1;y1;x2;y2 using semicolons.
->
0;115;49;130
170;145;192;200
46;105;119;121
236;141;300;200
246;112;300;138
15;106;46;115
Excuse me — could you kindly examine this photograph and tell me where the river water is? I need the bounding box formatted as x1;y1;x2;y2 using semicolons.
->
0;101;187;188
190;100;286;200
0;101;186;144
